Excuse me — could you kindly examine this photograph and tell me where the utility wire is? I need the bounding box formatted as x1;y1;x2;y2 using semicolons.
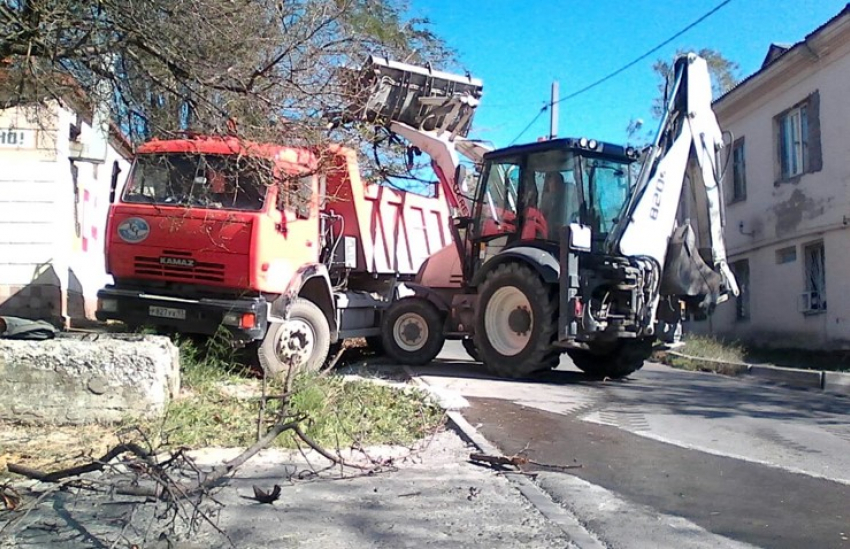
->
552;0;733;107
508;104;548;146
507;0;734;145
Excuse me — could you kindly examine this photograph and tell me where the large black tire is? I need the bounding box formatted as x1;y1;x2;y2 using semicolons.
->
473;263;558;378
380;298;445;366
461;338;481;362
567;339;653;379
258;298;331;378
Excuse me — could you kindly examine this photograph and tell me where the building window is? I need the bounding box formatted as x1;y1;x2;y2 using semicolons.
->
779;106;807;178
802;242;826;313
732;259;750;321
775;91;822;182
775;246;796;264
730;138;746;202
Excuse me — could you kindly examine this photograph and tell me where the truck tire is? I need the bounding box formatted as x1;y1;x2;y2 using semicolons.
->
381;298;445;366
473;263;558;378
258;298;331;378
567;339;653;379
461;338;481;362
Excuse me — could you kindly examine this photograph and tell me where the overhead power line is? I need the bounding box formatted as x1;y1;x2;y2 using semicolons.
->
508;107;548;146
551;0;734;107
507;0;734;145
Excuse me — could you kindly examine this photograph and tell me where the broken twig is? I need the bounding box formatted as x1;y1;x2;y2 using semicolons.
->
469;452;582;472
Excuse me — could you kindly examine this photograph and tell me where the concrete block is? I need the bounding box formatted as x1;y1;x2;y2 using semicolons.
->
748;364;823;389
0;334;180;425
823;371;850;396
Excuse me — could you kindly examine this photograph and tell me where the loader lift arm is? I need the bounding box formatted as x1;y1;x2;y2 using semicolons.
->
348;55;493;218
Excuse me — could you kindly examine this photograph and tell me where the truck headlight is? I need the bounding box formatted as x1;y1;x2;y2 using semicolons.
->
223;312;257;329
222;312;241;326
99;298;118;313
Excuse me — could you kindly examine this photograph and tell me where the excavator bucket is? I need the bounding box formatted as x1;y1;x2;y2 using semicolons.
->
347;56;483;137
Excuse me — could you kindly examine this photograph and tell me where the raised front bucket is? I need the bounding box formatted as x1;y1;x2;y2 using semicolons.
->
348;56;484;137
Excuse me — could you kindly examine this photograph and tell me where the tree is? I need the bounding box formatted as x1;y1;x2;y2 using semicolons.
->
626;48;740;147
0;0;454;156
650;47;740;119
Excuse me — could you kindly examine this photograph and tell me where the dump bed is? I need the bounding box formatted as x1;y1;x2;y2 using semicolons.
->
323;147;453;276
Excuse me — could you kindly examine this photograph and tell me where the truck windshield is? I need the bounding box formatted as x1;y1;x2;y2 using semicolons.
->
581;157;631;235
122;153;268;211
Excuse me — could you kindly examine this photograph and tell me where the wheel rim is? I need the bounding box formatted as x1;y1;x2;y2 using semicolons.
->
484;286;532;357
275;317;316;369
393;312;429;352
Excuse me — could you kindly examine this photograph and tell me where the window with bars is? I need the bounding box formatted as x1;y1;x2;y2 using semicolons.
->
803;242;826;312
732;259;750;321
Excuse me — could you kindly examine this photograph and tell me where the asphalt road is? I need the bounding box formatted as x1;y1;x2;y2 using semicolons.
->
410;341;850;549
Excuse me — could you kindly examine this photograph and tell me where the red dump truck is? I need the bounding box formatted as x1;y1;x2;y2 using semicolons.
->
95;136;456;375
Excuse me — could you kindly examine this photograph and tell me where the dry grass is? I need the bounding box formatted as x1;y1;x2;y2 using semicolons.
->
653;333;850;374
0;422;121;479
652;334;749;376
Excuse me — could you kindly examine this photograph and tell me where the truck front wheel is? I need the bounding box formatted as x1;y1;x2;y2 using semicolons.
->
380;298;445;366
473;263;558;379
258;298;331;378
566;339;652;379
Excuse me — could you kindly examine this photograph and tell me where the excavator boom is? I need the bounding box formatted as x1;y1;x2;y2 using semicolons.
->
610;53;739;317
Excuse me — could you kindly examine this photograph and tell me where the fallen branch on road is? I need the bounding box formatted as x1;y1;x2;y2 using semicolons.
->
469;452;583;472
6;417;306;500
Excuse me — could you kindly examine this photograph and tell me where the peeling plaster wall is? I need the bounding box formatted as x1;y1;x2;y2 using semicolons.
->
690;21;850;350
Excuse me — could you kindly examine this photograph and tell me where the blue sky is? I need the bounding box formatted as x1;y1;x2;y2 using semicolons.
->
410;0;849;149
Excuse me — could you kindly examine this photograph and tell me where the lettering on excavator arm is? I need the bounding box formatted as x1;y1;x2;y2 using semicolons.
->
649;170;667;220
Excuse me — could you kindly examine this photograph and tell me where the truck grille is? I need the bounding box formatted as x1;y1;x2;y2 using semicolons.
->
134;252;225;283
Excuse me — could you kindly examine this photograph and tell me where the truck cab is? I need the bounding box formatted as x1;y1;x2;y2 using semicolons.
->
98;136;322;343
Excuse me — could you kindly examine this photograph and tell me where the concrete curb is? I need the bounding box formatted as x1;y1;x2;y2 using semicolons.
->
748;364;823;389
823;370;850;396
404;366;606;549
664;350;850;396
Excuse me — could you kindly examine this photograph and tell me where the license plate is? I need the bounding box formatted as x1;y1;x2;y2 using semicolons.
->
149;306;186;320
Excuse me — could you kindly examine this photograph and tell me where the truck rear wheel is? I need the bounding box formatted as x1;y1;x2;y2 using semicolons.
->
567;339;652;379
258;298;331;378
381;298;445;366
473;263;558;379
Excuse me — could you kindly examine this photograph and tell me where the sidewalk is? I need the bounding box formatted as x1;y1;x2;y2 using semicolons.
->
1;430;580;549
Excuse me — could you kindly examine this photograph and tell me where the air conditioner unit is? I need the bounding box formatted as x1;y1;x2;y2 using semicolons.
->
799;291;825;313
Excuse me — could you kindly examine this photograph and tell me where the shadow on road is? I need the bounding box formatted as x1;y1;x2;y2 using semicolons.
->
607;366;849;424
412;358;607;387
411;355;849;426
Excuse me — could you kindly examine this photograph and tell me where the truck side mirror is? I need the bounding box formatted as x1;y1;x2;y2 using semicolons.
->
109;160;121;203
452;216;472;229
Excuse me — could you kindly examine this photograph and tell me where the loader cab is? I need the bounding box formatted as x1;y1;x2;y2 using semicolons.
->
465;137;638;273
